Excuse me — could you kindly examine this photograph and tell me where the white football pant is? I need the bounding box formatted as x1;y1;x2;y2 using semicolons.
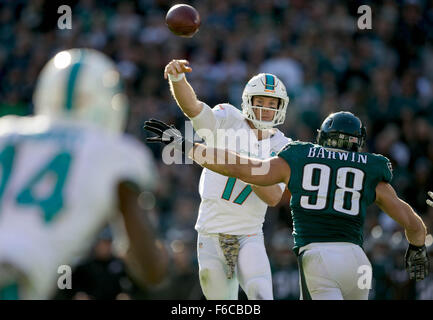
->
298;242;371;300
197;232;273;300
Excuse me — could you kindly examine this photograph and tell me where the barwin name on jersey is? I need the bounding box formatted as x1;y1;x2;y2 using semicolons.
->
307;147;368;164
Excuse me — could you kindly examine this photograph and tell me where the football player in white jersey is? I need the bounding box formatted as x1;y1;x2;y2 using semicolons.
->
0;48;168;299
160;59;291;300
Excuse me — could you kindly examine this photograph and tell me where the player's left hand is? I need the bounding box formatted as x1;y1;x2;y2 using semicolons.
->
143;119;191;154
405;243;429;281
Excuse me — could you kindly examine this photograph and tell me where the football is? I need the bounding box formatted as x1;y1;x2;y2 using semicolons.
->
165;4;201;38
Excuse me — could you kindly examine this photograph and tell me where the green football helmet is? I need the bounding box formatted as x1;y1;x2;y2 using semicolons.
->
316;111;366;152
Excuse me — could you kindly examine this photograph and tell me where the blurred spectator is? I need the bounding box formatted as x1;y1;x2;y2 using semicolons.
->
269;228;300;300
144;240;203;299
54;227;140;300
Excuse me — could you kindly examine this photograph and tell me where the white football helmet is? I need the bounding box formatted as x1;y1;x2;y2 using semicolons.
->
33;48;128;133
241;73;289;130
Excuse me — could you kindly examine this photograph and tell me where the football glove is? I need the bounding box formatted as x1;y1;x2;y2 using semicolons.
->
143;119;191;154
405;243;429;281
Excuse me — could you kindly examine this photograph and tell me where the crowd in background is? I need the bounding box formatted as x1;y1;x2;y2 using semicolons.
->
1;0;433;299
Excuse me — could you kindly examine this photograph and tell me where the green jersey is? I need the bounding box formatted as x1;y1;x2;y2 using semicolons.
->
278;141;393;254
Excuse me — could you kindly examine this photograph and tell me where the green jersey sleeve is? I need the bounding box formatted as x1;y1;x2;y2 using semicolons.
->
376;154;393;183
277;140;304;168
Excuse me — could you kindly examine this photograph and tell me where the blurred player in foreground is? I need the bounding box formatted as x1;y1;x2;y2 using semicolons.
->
0;48;168;299
160;59;291;299
144;111;429;300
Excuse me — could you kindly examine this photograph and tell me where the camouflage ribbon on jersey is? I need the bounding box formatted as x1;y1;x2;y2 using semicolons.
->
218;233;240;279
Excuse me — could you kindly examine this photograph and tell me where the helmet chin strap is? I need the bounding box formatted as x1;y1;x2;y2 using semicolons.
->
246;119;273;141
250;119;274;131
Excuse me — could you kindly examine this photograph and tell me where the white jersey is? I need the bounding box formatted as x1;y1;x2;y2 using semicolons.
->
0;115;157;299
191;103;291;235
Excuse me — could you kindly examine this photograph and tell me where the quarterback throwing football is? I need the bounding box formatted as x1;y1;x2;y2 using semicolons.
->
161;59;291;300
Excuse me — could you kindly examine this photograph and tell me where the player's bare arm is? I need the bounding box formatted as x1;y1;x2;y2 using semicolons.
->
251;185;284;207
143;119;291;188
189;143;290;187
375;182;427;246
164;59;203;118
117;181;169;286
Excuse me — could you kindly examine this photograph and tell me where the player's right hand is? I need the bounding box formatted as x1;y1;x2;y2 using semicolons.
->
143;119;192;154
426;191;433;207
164;59;192;80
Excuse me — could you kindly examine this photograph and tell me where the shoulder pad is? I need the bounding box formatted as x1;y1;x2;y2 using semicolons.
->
214;103;243;120
371;153;393;182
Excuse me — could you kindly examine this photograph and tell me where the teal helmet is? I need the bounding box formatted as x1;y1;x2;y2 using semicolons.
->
316;111;366;152
34;48;128;134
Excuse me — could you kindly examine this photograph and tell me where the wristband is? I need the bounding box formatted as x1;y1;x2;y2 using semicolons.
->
408;244;426;250
168;73;185;82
